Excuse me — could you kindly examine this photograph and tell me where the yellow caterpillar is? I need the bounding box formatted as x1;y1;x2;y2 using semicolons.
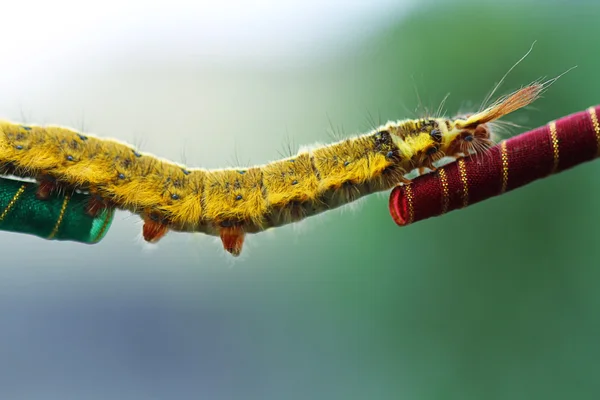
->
0;84;543;256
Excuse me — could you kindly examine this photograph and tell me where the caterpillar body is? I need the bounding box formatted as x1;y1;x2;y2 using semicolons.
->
0;84;543;256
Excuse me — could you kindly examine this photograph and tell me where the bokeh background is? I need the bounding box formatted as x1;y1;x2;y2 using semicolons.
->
1;0;599;398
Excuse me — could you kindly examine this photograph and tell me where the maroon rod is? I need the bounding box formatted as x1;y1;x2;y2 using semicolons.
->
389;105;600;226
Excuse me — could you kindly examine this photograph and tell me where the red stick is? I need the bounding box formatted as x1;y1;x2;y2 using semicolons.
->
389;105;600;226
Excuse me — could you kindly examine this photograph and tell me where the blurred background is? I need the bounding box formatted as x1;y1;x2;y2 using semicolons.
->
1;0;599;398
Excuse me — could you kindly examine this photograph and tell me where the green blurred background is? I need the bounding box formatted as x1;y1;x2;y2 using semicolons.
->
1;0;600;399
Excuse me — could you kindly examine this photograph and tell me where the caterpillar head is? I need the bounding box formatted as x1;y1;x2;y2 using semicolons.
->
440;84;543;157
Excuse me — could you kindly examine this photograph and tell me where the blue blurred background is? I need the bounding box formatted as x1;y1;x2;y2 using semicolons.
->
1;0;600;398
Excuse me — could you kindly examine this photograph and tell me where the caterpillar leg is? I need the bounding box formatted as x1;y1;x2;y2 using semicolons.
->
219;226;245;257
398;175;412;185
142;217;169;243
86;195;110;217
417;160;438;177
36;178;56;200
417;166;438;176
425;159;437;172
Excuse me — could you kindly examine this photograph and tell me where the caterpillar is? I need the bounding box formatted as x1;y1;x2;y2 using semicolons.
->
0;83;545;256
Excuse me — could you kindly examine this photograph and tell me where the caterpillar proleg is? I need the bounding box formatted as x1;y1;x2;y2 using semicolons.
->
0;83;548;256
